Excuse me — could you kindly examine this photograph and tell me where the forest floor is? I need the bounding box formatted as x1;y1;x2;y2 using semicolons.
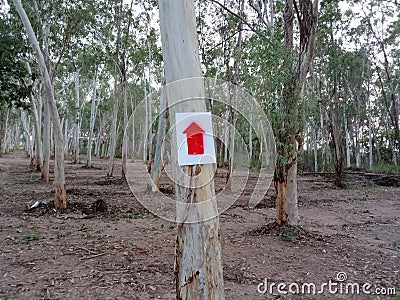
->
0;150;399;300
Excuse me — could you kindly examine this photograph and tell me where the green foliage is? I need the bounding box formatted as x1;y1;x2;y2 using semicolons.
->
23;232;42;243
0;14;33;110
281;226;297;242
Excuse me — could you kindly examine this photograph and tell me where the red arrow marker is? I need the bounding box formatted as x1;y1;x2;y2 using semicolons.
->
183;122;205;155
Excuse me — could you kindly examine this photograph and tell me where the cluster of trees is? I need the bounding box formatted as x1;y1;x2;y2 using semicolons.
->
1;0;399;297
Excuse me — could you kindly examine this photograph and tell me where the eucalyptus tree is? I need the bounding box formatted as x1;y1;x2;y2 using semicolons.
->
272;0;319;225
159;0;225;298
345;0;400;163
13;0;67;208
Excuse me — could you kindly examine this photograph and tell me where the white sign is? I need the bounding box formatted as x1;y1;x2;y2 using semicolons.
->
175;112;216;166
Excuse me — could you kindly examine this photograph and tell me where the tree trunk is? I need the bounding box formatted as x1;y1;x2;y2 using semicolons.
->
42;96;50;182
14;0;66;208
73;70;80;164
87;68;98;168
64;109;69;152
122;75;128;178
226;0;244;190
1;109;10;155
21;111;34;164
107;66;120;177
344;112;351;168
151;79;167;190
312;117;318;172
159;0;225;298
275;0;318;226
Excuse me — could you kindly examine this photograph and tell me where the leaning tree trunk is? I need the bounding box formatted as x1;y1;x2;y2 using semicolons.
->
158;0;225;298
275;0;318;226
14;0;67;208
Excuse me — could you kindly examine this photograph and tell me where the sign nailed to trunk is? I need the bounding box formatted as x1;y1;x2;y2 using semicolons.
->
176;112;216;166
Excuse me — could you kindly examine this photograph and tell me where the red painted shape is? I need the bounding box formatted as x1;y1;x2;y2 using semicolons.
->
183;122;205;155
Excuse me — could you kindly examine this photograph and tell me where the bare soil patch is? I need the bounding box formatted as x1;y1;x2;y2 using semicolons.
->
0;151;399;299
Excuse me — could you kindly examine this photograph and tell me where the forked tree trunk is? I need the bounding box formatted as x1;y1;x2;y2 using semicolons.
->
159;1;225;298
14;0;66;208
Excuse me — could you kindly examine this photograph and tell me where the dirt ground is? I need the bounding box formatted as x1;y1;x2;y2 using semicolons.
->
0;150;399;300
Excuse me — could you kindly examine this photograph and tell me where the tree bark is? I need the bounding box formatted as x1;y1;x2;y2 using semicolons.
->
275;0;318;226
73;70;80;164
151;79;167;190
159;0;225;298
42;96;50;182
107;66;120;177
14;0;67;208
87;68;98;168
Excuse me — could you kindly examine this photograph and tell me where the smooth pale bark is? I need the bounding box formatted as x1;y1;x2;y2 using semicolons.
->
122;79;128;178
367;96;373;169
312;118;318;172
87;68;98;168
42;97;50;182
147;39;153;165
73;70;80;164
21;111;34;163
14;0;66;208
130;100;135;159
151;79;167;190
107;66;120;177
355;115;361;167
26;62;43;170
64;109;69;152
159;0;225;298
143;76;149;162
249;114;253;161
344;113;351;168
1;109;10;154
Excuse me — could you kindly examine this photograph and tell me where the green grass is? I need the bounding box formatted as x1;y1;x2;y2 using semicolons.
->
370;163;400;174
281;226;298;242
23;232;42;243
103;210;115;218
122;213;133;219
